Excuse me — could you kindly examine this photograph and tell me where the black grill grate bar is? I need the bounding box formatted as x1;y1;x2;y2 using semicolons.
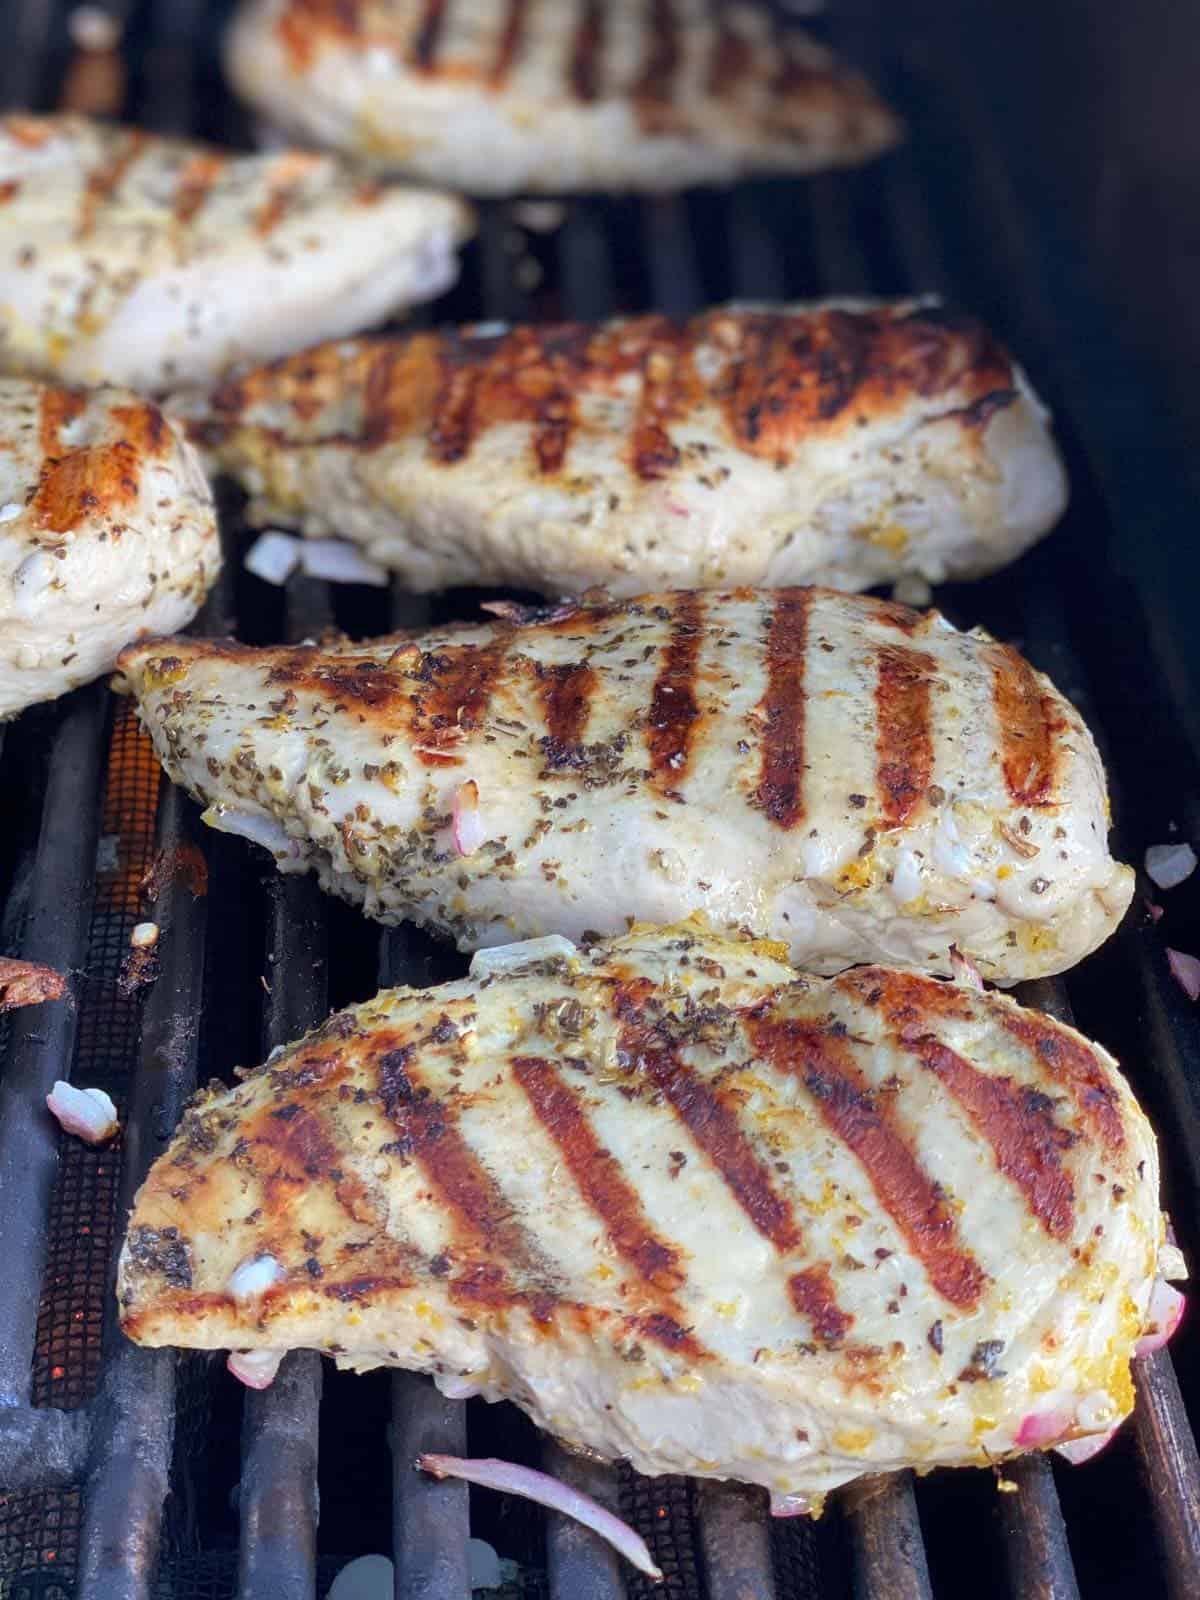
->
542;1440;627;1600
233;573;331;1600
839;1473;933;1600
694;1478;779;1600
76;779;211;1600
1131;1351;1200;1600
0;687;107;1409
390;1370;470;1600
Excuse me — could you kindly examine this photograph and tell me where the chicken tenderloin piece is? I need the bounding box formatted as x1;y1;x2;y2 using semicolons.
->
225;0;900;194
117;923;1182;1503
115;588;1132;982
1;380;218;719
172;302;1068;597
0;114;473;392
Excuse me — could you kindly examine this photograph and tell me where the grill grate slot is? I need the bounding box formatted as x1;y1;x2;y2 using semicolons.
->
1;4;1199;1599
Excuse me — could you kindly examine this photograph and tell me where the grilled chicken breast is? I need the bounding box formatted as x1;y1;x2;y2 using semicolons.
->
172;302;1068;597
1;380;218;719
118;923;1174;1502
115;588;1132;982
0;114;472;393
225;0;900;194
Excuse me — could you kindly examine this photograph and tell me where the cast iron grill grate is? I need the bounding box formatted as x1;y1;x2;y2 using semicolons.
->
0;3;1198;1599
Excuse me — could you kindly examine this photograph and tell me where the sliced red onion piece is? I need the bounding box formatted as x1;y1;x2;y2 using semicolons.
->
1053;1423;1120;1465
949;944;984;991
1144;899;1165;923
469;935;578;978
1167;948;1200;1002
1145;842;1197;890
1015;1409;1071;1449
46;1081;119;1144
769;1491;814;1517
452;779;486;857
416;1454;662;1581
299;538;389;588
1136;1281;1186;1356
227;1349;284;1390
244;530;301;586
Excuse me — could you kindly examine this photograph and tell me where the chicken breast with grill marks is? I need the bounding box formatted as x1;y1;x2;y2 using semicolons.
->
172;302;1068;597
117;923;1178;1503
0;380;218;719
226;0;900;194
114;588;1132;983
0;114;472;393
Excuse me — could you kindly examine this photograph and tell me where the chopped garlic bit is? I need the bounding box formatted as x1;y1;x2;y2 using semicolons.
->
228;1349;284;1389
300;539;388;587
46;1081;119;1144
469;935;578;977
244;530;301;586
1145;842;1197;890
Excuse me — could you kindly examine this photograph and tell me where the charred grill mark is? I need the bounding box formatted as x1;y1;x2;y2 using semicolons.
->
490;0;530;86
708;19;754;99
1000;1013;1125;1153
254;153;316;238
38;386;87;458
875;646;936;828
755;590;809;829
172;152;225;227
614;987;803;1253
512;1055;706;1359
630;320;700;480
77;129;146;238
569;0;604;102
411;0;450;70
847;968;1077;1239
362;336;443;448
646;593;704;792
32;441;142;534
429;335;486;464
265;654;409;717
751;1017;987;1310
632;0;680;132
534;660;596;748
0;179;19;204
408;639;509;766
511;1056;682;1291
789;1264;855;1346
111;401;167;459
986;643;1063;806
377;1046;543;1277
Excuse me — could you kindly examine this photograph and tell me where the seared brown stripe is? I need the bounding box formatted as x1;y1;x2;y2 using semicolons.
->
755;590;809;829
535;660;596;747
633;0;679;131
750;1016;987;1310
411;0;449;70
630;321;700;480
985;642;1063;806
254;153;315;238
647;593;704;793
708;20;754;99
512;1056;682;1291
409;639;509;766
789;1264;855;1346
1000;1013;1125;1153
32;441;141;534
77;130;146;237
489;0;530;86
876;645;936;828
845;967;1076;1239
615;986;802;1252
569;0;604;101
38;386;86;457
362;335;443;447
172;152;225;227
378;1046;541;1273
0;179;19;204
428;340;484;465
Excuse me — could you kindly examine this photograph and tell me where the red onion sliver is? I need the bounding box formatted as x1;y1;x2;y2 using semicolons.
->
1015;1409;1071;1449
227;1349;283;1390
1144;899;1165;923
1136;1282;1186;1357
769;1491;814;1517
1054;1424;1120;1466
949;944;984;991
1167;948;1200;1001
452;779;486;858
416;1454;662;1581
